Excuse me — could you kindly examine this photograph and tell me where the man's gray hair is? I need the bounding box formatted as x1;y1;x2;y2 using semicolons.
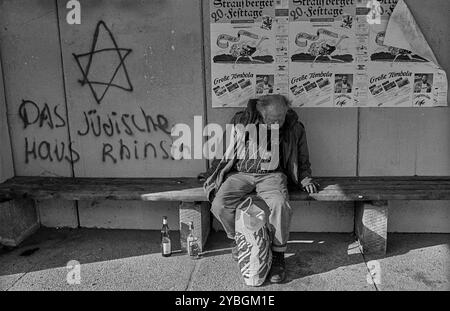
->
256;94;290;112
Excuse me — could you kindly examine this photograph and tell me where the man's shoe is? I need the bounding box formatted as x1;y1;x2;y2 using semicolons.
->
268;251;286;283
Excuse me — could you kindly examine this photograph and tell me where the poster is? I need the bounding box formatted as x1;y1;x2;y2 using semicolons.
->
361;0;436;107
210;0;278;107
209;0;448;108
288;0;356;107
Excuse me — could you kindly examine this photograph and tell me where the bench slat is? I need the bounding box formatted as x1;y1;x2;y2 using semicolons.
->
142;188;450;202
1;176;450;202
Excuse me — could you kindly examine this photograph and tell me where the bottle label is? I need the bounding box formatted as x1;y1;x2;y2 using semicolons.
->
188;240;199;257
162;241;171;254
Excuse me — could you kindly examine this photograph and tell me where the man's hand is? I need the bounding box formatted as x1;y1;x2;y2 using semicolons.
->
303;181;319;194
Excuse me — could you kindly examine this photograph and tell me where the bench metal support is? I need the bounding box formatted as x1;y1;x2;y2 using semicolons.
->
355;200;388;255
179;201;210;253
0;199;40;247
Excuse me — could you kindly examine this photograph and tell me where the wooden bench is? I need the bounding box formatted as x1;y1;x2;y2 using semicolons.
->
1;176;450;255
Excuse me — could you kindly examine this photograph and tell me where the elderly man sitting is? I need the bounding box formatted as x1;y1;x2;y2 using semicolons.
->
203;94;318;283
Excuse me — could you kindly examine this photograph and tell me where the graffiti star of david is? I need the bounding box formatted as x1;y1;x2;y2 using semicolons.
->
73;21;133;105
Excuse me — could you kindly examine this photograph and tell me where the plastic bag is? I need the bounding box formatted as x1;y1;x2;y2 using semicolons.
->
235;196;272;286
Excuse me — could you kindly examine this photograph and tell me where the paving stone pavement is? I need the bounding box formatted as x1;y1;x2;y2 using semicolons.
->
0;228;448;291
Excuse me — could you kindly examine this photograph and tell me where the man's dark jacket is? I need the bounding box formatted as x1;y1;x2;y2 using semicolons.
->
203;99;313;203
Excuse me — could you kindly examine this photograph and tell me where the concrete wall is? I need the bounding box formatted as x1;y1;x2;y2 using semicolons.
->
56;0;206;178
0;0;72;177
0;50;14;183
0;0;206;230
358;0;450;232
0;0;449;232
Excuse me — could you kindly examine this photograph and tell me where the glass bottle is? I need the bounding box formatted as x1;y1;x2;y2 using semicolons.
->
161;216;171;257
187;221;200;259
